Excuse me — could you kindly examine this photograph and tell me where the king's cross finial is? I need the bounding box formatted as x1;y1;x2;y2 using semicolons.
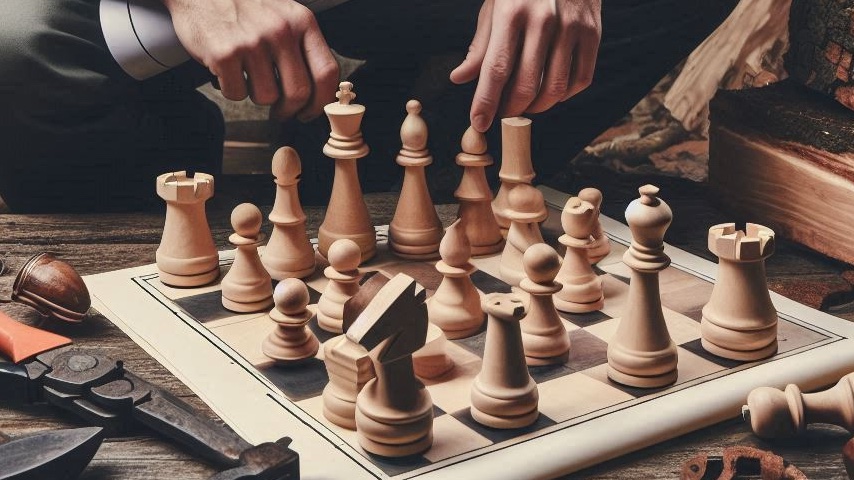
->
336;81;356;105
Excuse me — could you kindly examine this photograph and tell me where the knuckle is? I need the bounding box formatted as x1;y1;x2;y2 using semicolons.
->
487;56;511;81
287;84;312;105
316;60;340;84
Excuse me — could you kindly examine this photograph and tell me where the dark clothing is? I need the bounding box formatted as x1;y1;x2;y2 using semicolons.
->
0;0;736;212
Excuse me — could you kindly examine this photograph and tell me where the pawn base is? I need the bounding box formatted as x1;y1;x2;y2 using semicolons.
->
525;351;569;367
607;365;678;389
554;295;605;314
158;267;220;288
263;263;316;281
389;246;441;261
702;338;777;362
358;430;433;458
262;335;320;364
470;238;506;257
222;295;274;313
317;313;344;334
471;405;539;430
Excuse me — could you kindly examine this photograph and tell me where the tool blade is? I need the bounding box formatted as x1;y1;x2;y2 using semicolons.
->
0;426;104;480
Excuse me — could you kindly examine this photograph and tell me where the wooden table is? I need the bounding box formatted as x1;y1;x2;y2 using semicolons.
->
1;172;853;479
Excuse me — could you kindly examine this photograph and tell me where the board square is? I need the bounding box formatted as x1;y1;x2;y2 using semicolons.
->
259;358;329;401
537;371;635;422
449;407;557;444
469;270;513;294
559;308;611;328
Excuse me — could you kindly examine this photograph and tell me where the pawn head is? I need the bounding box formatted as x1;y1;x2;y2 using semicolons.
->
328;239;361;272
507;184;547;222
274;278;310;315
461;126;487;155
271;147;302;182
231;203;263;238
523;243;561;284
439;219;470;267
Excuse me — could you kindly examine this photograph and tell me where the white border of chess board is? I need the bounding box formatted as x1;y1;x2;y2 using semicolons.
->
85;186;854;480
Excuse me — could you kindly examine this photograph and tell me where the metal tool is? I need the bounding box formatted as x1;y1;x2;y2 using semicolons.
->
0;347;299;479
0;426;104;480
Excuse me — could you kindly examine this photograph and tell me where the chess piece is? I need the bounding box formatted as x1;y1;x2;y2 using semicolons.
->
388;100;443;259
347;274;433;457
454;126;504;255
499;184;547;287
578;187;611;264
427;219;485;339
471;293;539;429
221;203;274;313
743;373;854;438
317;239;363;333
554;197;605;313
262;147;316;280
492;117;535;232
262;278;320;363
322;335;374;429
413;323;454;379
318;81;376;263
607;185;678;388
155;171;219;287
701;223;777;361
519;243;571;366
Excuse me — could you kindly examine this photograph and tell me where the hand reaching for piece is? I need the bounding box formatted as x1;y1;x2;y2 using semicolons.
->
162;0;340;121
450;0;601;132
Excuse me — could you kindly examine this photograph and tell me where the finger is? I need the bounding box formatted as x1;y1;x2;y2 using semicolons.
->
470;18;522;132
502;18;555;117
243;44;280;106
211;55;248;101
526;30;574;114
450;0;494;85
271;39;313;121
297;24;339;122
564;30;599;100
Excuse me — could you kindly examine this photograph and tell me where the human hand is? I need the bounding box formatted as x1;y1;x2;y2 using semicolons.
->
162;0;339;121
450;0;601;132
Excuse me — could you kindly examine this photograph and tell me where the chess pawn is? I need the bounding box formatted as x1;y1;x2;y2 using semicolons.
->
316;239;362;333
454;126;504;256
427;219;485;339
155;171;219;287
701;223;777;361
471;293;539;429
389;100;443;259
262;147;316;280
554;197;605;313
499;184;547;287
221;203;274;312
743;373;854;438
492;117;535;232
318;81;376;263
607;185;678;388
519;244;571;366
262;278;320;363
578;187;611;264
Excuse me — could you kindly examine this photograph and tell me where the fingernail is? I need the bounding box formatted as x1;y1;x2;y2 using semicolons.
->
473;114;488;132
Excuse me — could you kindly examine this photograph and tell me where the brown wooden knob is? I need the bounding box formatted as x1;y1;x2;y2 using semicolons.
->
12;253;91;323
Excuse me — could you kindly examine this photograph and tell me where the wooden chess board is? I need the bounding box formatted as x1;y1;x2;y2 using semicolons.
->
85;187;854;479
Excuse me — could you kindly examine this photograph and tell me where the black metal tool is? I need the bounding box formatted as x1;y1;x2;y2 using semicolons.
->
0;347;299;479
0;426;104;480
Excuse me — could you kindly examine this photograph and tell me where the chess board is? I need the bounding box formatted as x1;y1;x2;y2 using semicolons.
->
85;187;854;479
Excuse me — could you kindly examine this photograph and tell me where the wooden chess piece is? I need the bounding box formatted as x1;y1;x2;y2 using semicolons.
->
427;219;485;339
554;197;605;313
471;292;539;429
701;223;777;361
262;278;320;363
317;239;362;334
221;203;274;313
347;274;433;457
578;187;611;264
454;126;504;255
499;183;547;287
388;100;443;259
492;117;535;232
318;81;376;263
607;185;678;388
519;243;571;366
743;373;854;438
155;171;219;287
12;253;91;323
413;323;454;379
262;147;316;280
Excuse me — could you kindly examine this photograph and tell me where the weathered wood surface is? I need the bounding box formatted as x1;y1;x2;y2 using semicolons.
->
0;177;852;479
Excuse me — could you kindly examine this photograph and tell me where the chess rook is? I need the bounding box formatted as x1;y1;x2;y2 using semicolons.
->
262;147;316;280
520;244;571;366
701;223;777;361
262;278;320;363
155;171;219;287
554;196;604;313
348;274;433;457
499;184;547;287
471;293;539;429
607;185;678;388
388;100;443;259
492;117;535;232
317;239;362;334
221;203;274;313
454;126;504;255
578;187;611;264
318;81;376;263
744;373;854;438
428;219;485;339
